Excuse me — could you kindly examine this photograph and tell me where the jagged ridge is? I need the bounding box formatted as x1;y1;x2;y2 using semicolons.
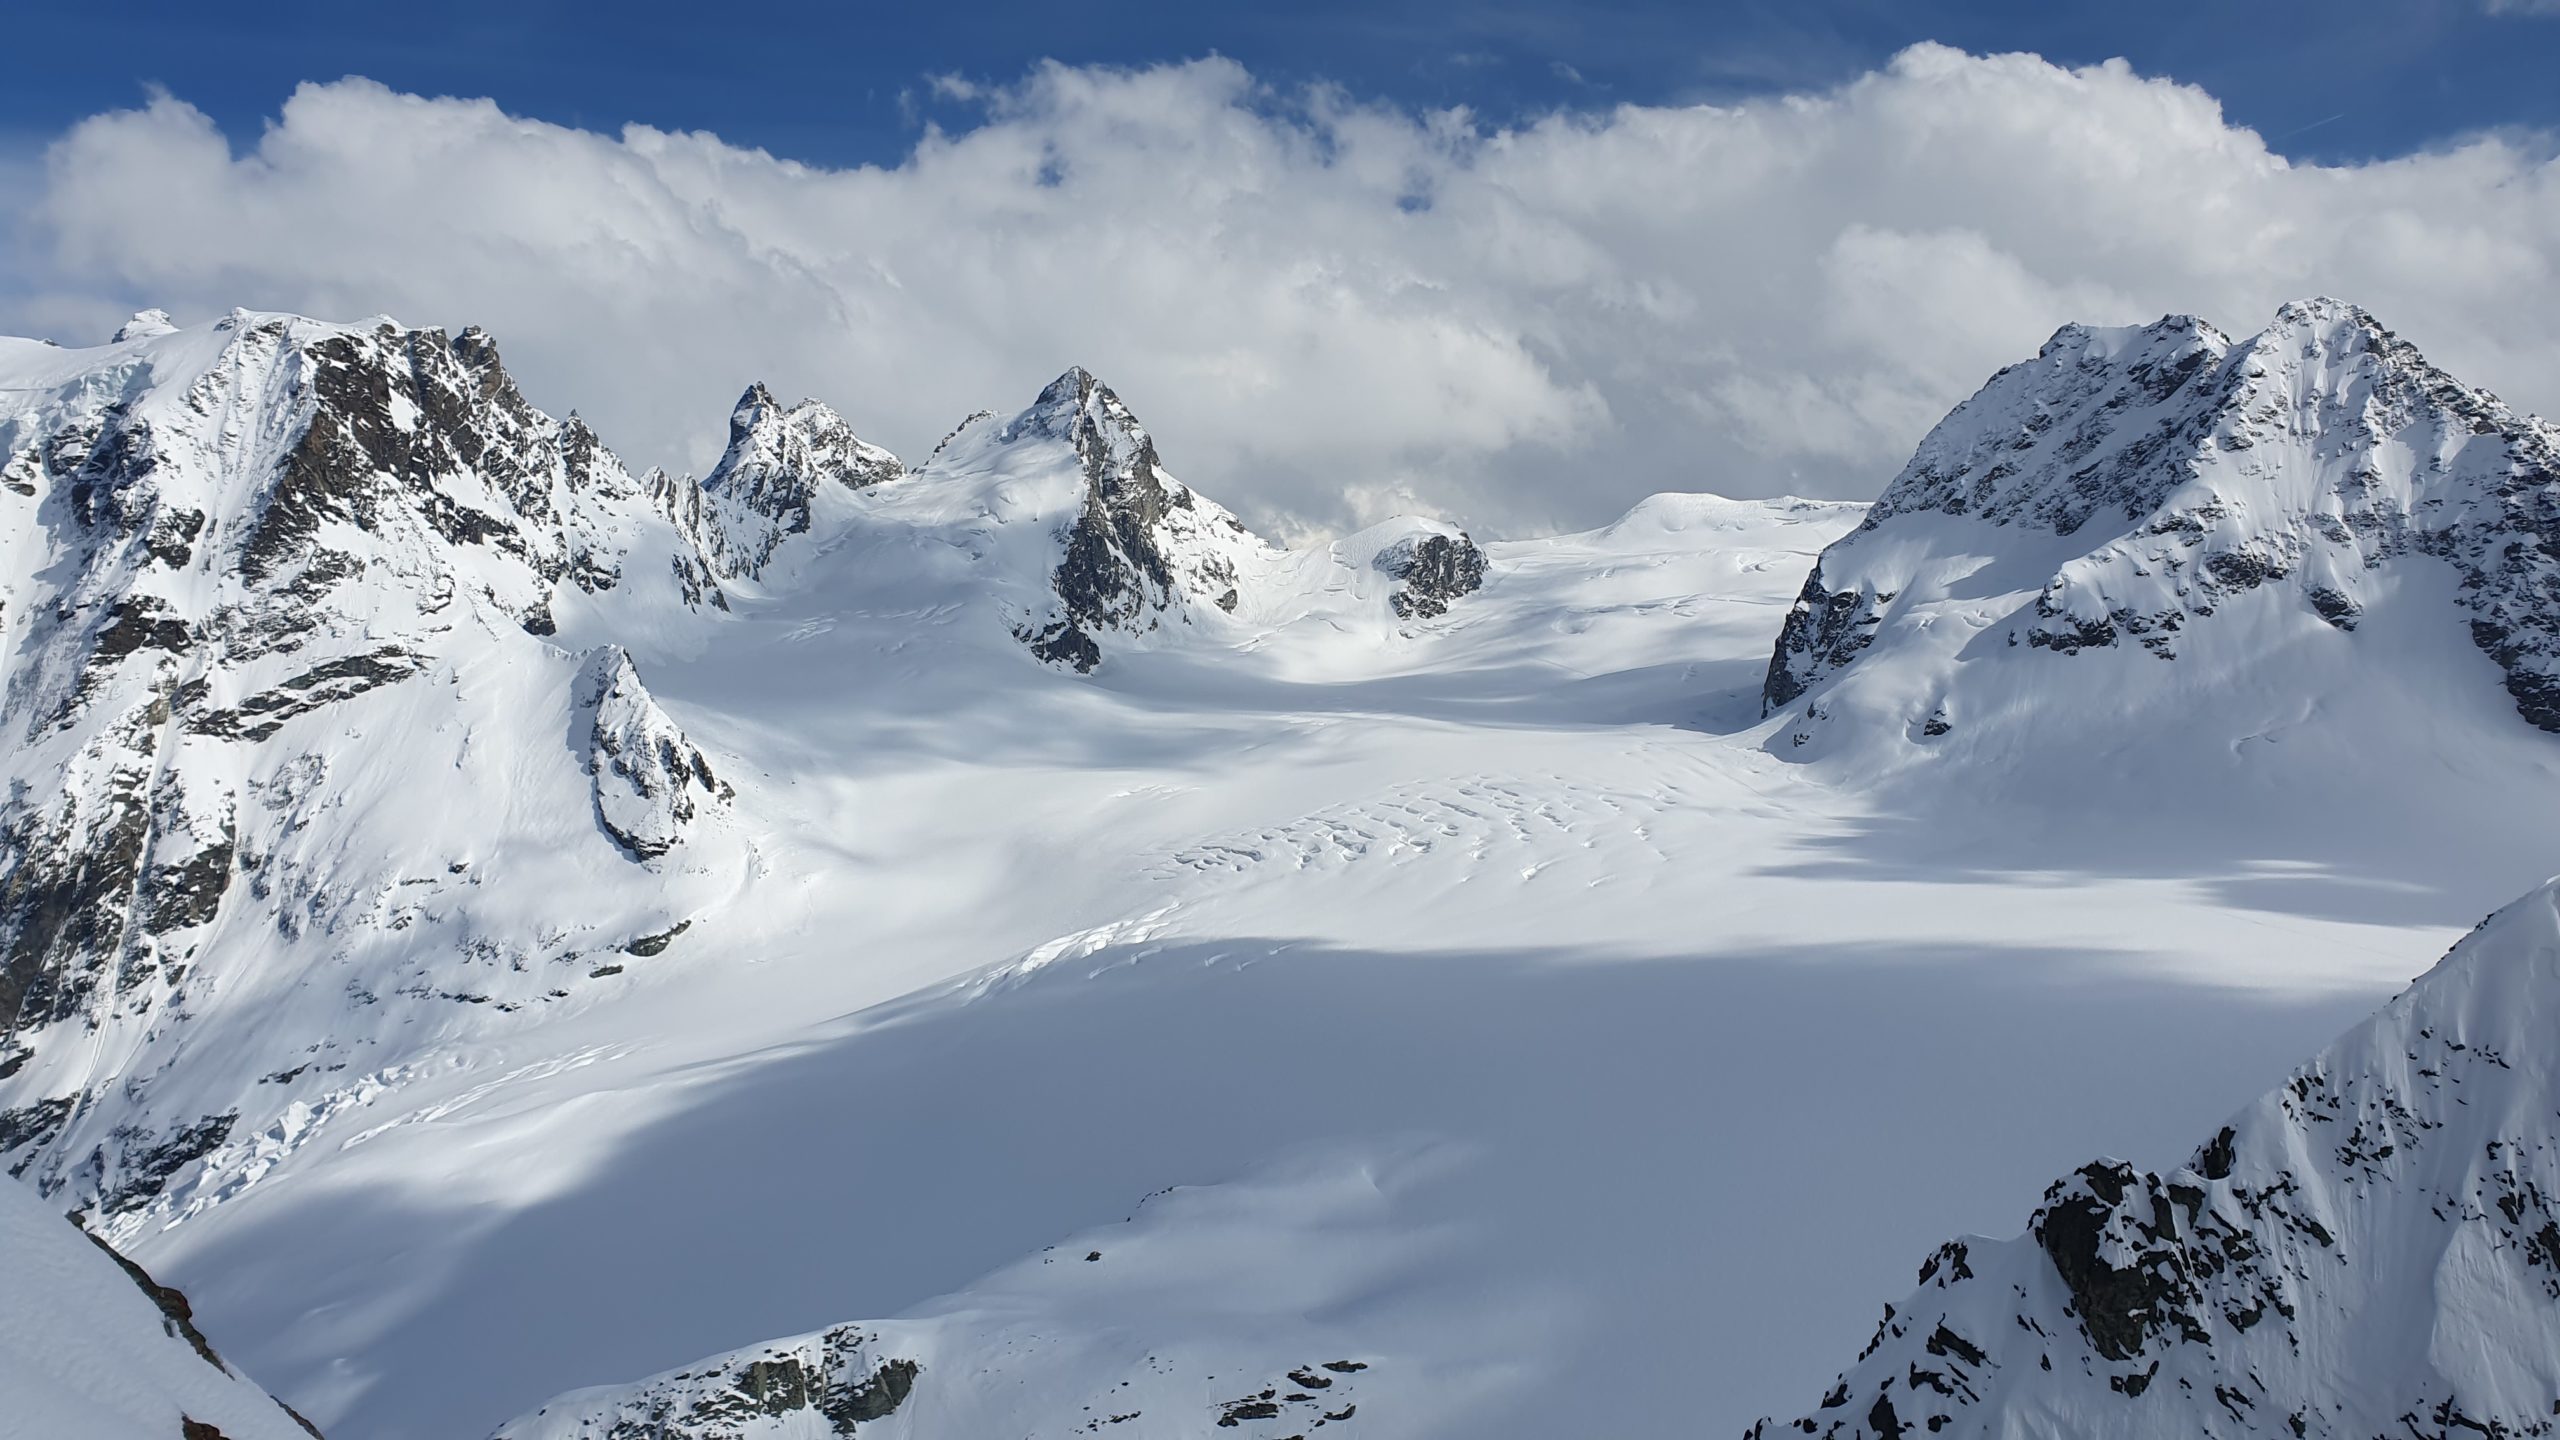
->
1756;877;2560;1440
0;312;742;1228
1762;299;2560;735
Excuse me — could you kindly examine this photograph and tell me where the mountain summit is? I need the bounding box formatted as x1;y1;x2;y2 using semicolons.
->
688;383;903;583
913;365;1275;671
0;312;739;1226
1763;299;2560;745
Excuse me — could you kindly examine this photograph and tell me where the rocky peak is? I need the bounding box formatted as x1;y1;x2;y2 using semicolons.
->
1004;365;1110;438
728;381;782;439
580;645;730;862
689;382;904;581
1755;877;2560;1440
2266;294;2385;340
1762;298;2560;734
0;313;656;742
979;368;1265;671
1001;366;1164;504
0;313;707;1216
1861;311;2236;538
1374;528;1488;620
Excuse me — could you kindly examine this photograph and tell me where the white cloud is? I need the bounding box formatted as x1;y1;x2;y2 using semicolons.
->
11;46;2560;538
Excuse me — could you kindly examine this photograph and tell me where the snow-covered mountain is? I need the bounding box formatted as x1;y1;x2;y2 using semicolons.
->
0;310;1493;1245
1;1169;321;1439
1756;875;2560;1440
5;298;2558;1440
1763;298;2560;750
0;310;751;1233
678;383;903;587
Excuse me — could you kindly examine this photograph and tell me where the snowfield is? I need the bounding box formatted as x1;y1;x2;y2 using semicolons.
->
3;301;2558;1440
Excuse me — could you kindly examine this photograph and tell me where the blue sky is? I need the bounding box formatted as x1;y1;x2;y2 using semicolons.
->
10;0;2557;168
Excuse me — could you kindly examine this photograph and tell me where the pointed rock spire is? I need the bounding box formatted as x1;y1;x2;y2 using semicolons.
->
690;383;903;581
580;646;728;862
964;367;1272;671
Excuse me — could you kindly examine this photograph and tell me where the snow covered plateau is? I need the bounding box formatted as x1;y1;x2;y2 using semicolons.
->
4;299;2559;1439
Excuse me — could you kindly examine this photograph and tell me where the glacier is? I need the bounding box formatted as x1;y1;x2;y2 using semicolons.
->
1;300;2557;1440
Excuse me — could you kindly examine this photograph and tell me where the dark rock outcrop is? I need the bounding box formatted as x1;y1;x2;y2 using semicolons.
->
488;1325;919;1439
1375;530;1487;619
580;647;728;862
997;368;1256;671
1754;880;2560;1440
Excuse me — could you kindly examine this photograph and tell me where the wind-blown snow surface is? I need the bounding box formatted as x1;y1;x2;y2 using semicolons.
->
0;1172;317;1440
3;304;2558;1440
1758;879;2560;1440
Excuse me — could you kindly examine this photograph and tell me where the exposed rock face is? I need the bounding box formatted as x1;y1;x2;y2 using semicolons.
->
1762;299;2560;730
0;316;649;1055
1754;878;2560;1440
689;383;903;582
0;313;737;1226
993;368;1262;671
490;1325;918;1440
582;646;729;861
1761;561;1874;709
1375;529;1487;619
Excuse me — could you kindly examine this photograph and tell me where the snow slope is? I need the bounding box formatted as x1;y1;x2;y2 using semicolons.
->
1765;298;2560;732
1757;299;2560;908
1757;876;2560;1440
2;302;2557;1440
131;474;2450;1440
0;311;750;1237
0;1169;320;1440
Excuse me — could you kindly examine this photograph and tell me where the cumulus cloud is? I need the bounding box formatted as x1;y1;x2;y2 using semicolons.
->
10;46;2560;537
